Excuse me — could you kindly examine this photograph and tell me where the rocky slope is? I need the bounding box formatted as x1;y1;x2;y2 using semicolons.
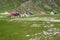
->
0;0;60;13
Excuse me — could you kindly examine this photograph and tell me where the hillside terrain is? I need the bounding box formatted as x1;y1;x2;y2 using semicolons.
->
0;0;60;40
0;0;60;13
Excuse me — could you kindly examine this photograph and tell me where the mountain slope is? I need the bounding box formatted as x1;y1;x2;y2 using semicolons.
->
0;0;23;12
0;0;60;13
15;0;60;14
32;0;60;13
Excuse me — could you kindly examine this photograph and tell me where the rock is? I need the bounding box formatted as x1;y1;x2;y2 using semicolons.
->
26;34;30;37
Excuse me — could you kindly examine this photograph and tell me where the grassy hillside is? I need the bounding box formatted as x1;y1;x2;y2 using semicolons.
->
0;0;23;12
55;0;60;7
0;0;60;40
32;0;60;13
0;20;60;40
0;0;60;13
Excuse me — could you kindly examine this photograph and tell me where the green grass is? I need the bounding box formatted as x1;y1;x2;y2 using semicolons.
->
0;13;60;40
0;20;60;40
0;0;23;12
0;0;60;40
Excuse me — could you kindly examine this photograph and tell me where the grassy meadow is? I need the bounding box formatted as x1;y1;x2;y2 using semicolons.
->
0;14;60;40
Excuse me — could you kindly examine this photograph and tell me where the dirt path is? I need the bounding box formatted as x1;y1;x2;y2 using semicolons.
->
9;17;60;22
